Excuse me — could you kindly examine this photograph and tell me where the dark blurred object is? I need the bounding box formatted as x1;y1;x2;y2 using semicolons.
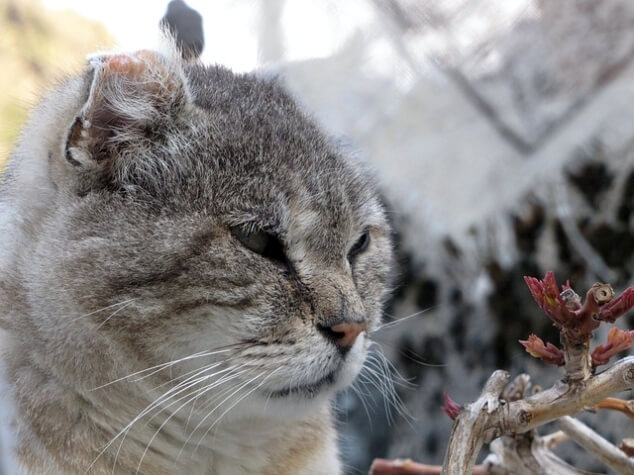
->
160;0;204;60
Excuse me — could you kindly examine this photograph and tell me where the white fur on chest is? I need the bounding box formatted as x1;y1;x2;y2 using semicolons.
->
168;416;341;475
202;427;340;475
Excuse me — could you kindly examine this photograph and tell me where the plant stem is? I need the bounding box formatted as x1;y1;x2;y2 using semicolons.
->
559;416;634;473
441;357;634;473
561;334;592;382
595;397;634;418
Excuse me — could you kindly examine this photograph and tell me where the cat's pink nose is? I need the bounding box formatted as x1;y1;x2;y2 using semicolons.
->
326;321;367;349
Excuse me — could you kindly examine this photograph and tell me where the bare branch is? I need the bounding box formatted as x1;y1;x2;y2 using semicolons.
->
559;416;634;474
370;458;443;475
490;356;634;434
370;458;488;475
487;435;598;475
441;370;509;474
595;397;634;419
442;357;634;473
620;438;634;457
541;430;569;450
377;275;634;474
560;335;592;382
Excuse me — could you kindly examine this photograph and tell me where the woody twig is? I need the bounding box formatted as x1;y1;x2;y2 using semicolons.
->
371;272;634;475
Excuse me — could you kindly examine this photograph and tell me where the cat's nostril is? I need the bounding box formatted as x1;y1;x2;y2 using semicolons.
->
317;321;366;350
316;323;344;344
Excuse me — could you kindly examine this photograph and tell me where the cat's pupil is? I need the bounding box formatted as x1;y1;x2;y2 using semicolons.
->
231;226;287;265
348;229;370;260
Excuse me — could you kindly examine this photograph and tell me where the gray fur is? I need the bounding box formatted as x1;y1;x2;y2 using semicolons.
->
0;47;393;474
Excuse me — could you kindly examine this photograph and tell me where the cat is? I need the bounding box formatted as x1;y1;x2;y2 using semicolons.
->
0;41;394;474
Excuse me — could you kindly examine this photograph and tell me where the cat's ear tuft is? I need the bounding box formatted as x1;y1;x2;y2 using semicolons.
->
64;50;192;168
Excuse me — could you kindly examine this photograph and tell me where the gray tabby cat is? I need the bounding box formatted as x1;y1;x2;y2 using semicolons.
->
0;42;394;474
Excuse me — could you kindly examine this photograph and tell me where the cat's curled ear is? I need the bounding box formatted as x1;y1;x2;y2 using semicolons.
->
64;50;192;169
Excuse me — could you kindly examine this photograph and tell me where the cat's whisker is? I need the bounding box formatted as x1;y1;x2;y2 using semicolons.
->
88;363;249;474
372;306;435;333
189;357;269;419
373;337;448;369
179;370;268;455
167;369;262;462
143;365;250;419
111;373;233;475
359;372;396;426
95;299;137;330
357;350;414;428
351;378;373;399
90;345;244;390
149;360;227;392
357;362;394;425
129;348;249;384
374;345;419;390
174;376;258;460
112;366;250;474
69;298;137;323
366;346;417;389
368;350;415;426
140;359;263;426
189;369;254;415
143;367;251;428
146;352;252;393
196;368;283;451
349;381;374;430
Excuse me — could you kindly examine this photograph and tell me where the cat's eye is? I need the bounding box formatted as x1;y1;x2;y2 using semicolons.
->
231;226;287;264
348;229;370;260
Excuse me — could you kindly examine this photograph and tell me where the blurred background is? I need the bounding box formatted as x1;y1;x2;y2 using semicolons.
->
2;0;634;473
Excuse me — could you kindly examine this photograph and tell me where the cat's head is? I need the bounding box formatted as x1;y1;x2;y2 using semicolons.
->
22;47;394;421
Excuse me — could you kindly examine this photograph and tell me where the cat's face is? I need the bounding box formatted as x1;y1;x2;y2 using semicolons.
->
31;49;393;423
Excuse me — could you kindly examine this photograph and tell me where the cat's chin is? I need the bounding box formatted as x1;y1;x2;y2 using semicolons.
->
261;334;368;408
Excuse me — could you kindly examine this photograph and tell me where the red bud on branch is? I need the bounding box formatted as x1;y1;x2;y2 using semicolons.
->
598;287;634;323
591;328;634;367
519;334;564;365
523;273;631;342
524;272;575;328
441;391;462;420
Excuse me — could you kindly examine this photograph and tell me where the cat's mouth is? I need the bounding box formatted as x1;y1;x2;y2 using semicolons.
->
262;338;367;400
267;369;339;399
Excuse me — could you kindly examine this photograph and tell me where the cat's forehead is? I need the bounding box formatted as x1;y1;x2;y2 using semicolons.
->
179;65;381;231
